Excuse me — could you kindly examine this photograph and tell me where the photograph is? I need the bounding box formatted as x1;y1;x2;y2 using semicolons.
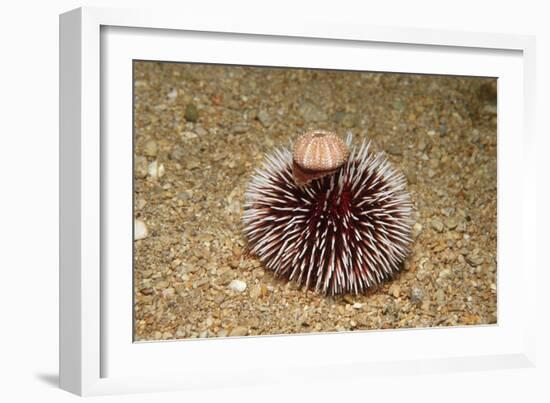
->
132;61;497;341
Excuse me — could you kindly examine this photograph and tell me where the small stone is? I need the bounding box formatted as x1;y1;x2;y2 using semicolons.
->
186;157;200;170
134;219;148;240
171;146;184;160
257;110;271;127
435;289;446;304
343;295;354;304
431;218;444;232
135;198;147;210
229;326;248;337
438;269;452;280
166;88;178;100
352;303;363;309
249;284;262;298
195;126;207;136
144;140;158;157
417;139;427;151
299;101;327;122
233;124;249;134
393;100;405;112
441;207;456;217
162;287;175;298
177;190;193;201
415;269;429;282
140;287;153;295
181;131;198;141
482;104;497;115
389;283;400;298
192;278;209;289
412;223;423;238
334;111;345;123
445;217;458;230
217;329;228;337
134;156;148;178
465;255;484;266
147;161;164;178
184;103;199;122
406;170;417;185
427;129;436;136
386;144;402;156
341;113;357;128
228;279;247;293
156;280;169;289
410;286;424;304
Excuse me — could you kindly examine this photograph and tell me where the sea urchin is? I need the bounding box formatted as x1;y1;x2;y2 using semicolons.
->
243;132;413;295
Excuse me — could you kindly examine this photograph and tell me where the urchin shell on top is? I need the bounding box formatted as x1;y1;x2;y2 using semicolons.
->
242;136;413;295
292;129;349;172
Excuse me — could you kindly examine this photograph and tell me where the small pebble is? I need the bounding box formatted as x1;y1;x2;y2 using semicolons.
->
341;113;357;128
233;124;249;134
298;101;327;122
181;131;198;141
186;158;200;170
134;156;148;178
147;161;164;178
389;284;400;298
135;198;147;210
166;88;178;100
466;255;484;266
410;287;424;304
445;217;458;230
406;170;417;185
482;104;497;115
431;218;444;232
386;144;402;156
228;279;247;293
438;269;452;280
229;326;248;337
249;284;262;298
435;289;446;304
257;110;271;127
185;103;199;122
134;219;148;240
412;222;423;238
195;126;207;136
144;140;158;157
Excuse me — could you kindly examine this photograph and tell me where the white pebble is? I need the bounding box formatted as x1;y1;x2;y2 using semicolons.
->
181;131;198;141
167;88;178;100
228;279;247;293
134;219;148;240
352;303;363;309
147;160;165;178
148;160;158;177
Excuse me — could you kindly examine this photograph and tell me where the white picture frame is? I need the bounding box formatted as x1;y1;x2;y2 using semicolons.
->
59;6;537;396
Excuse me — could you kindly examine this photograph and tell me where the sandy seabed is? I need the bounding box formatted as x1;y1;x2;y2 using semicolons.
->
133;61;497;341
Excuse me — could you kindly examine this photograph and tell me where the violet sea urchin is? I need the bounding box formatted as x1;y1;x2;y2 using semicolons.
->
243;133;413;295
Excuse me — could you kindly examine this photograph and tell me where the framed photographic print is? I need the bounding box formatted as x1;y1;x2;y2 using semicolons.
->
60;6;537;396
